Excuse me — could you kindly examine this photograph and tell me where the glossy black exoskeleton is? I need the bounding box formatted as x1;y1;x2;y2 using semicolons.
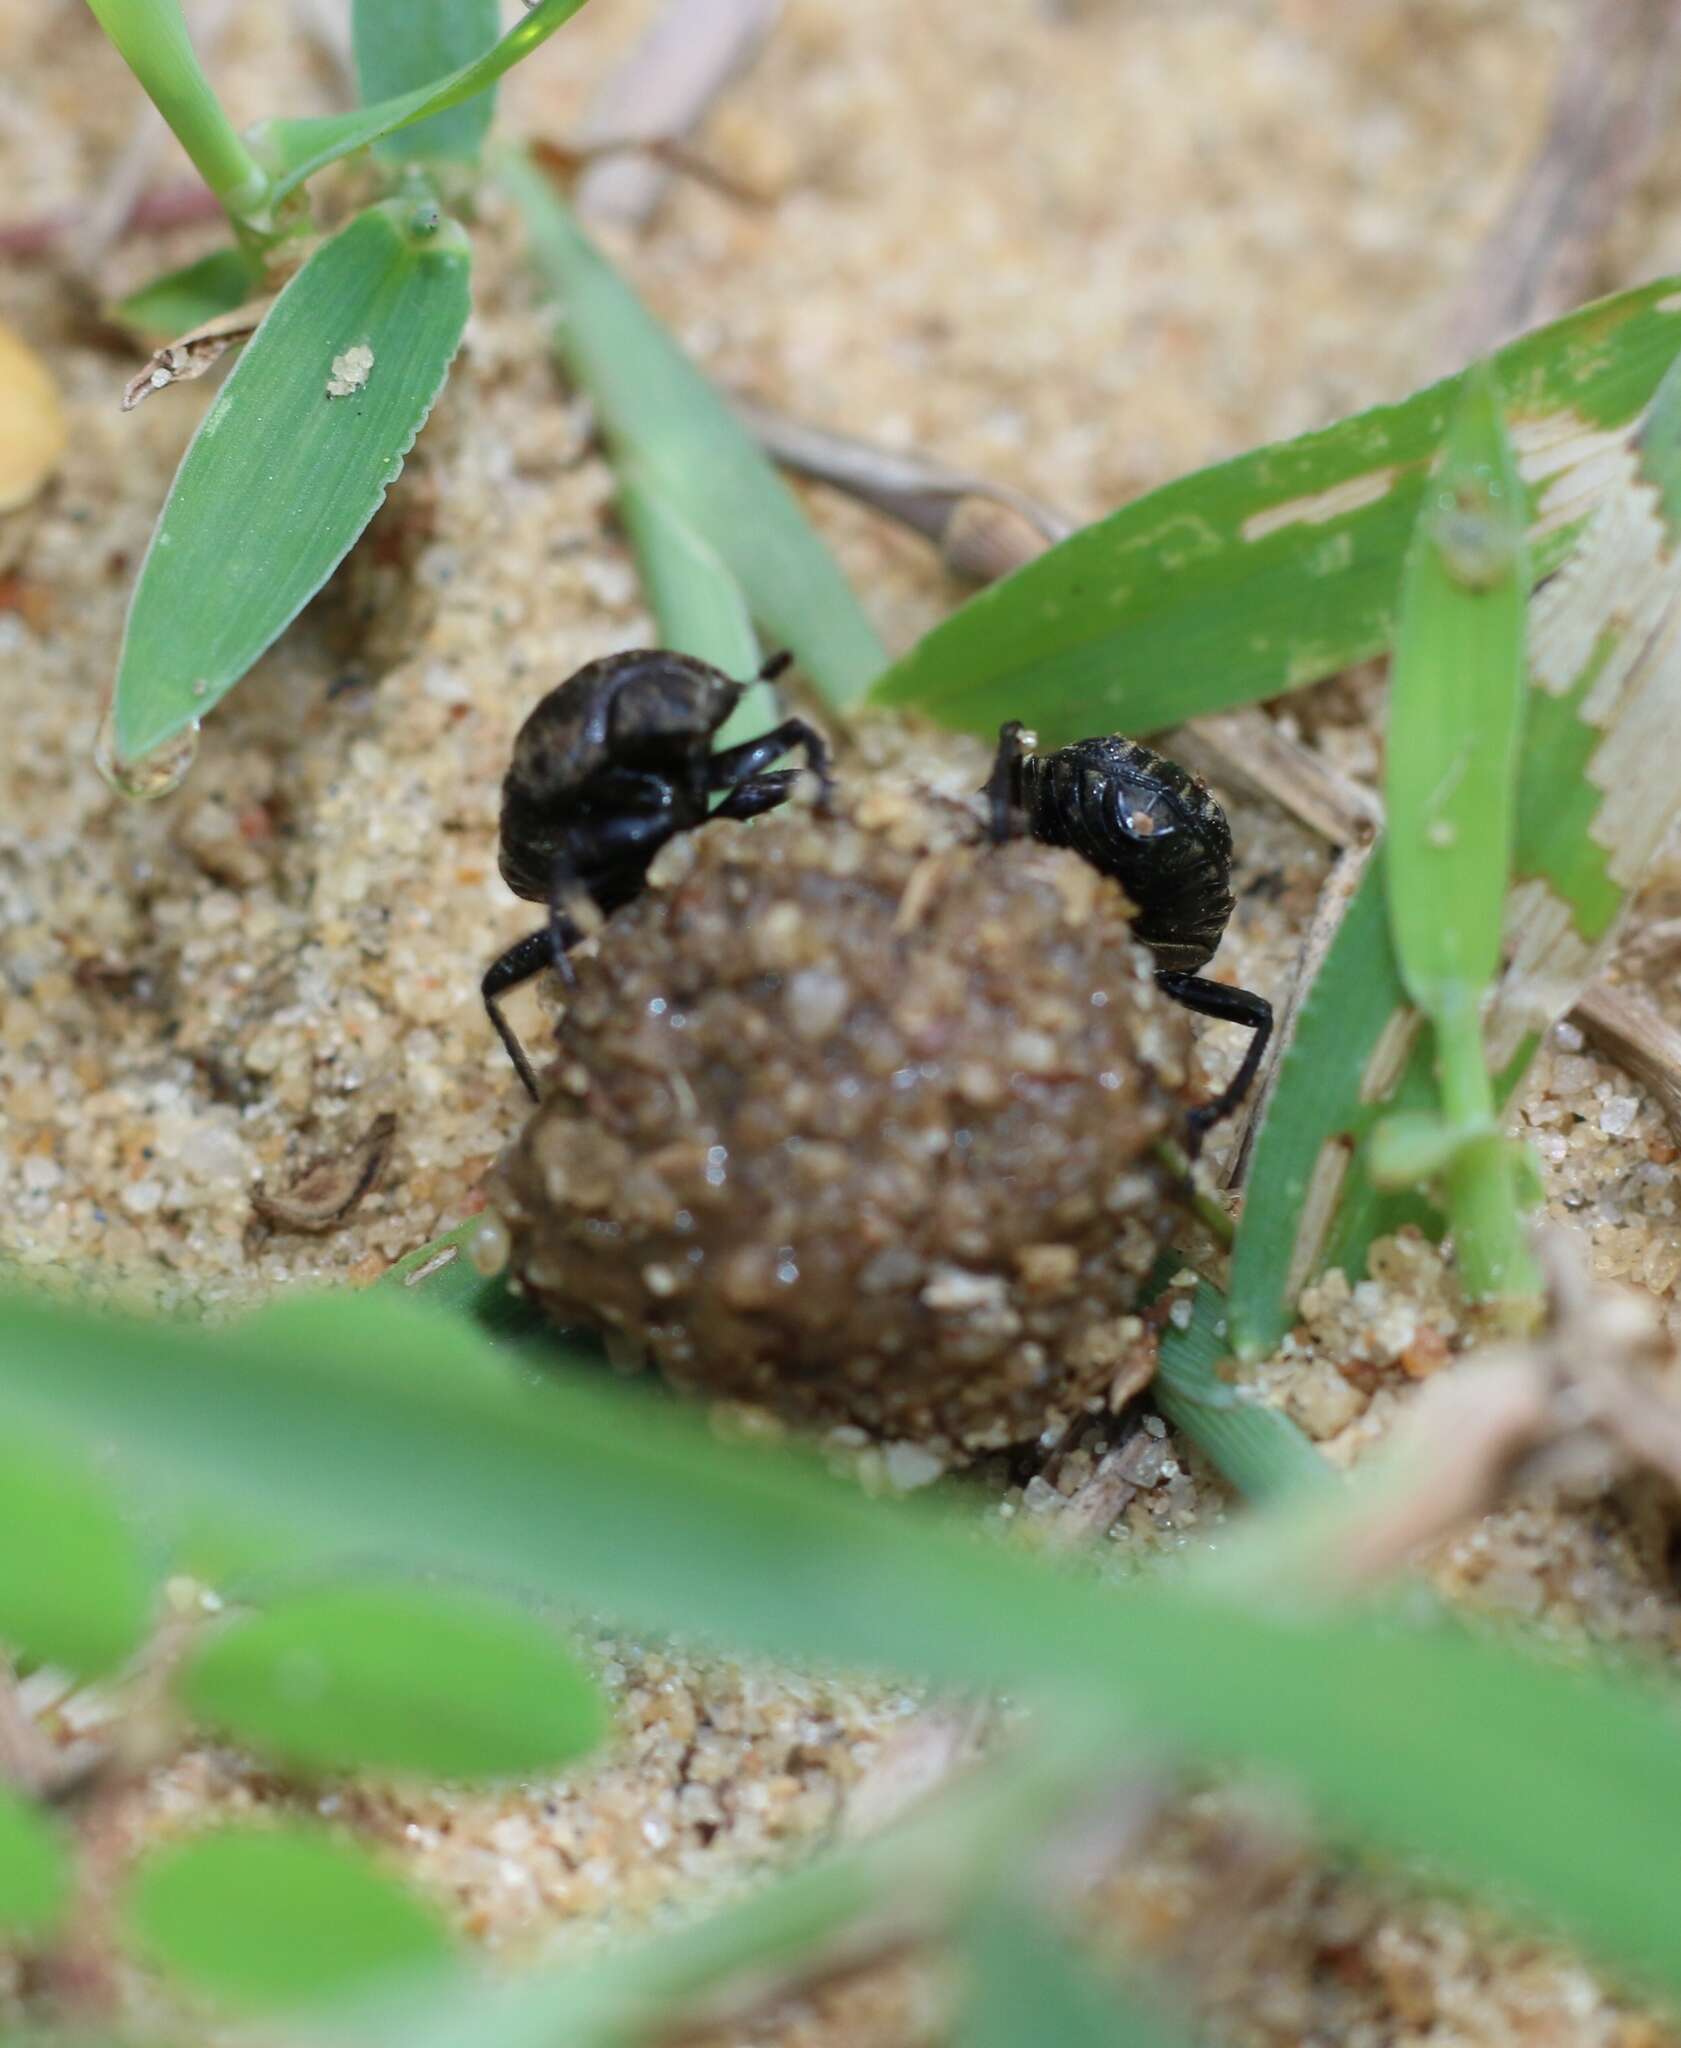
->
484;648;831;1099
985;721;1272;1154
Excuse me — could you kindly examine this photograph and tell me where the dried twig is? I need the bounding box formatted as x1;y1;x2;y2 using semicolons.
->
575;0;784;228
734;398;1073;575
251;1111;398;1234
69;0;245;279
1440;0;1681;366
1571;981;1681;1142
120;296;274;410
1273;1230;1676;1593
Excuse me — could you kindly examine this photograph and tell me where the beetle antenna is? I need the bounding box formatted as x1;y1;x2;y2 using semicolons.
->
758;649;794;683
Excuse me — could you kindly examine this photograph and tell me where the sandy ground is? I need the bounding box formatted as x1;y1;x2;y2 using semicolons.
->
7;0;1681;2040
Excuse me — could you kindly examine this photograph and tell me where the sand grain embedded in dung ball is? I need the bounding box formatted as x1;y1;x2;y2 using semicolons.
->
492;777;1194;1454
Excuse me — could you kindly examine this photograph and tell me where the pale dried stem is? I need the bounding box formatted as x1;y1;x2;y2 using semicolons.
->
1571;981;1681;1142
1440;0;1681;367
1297;1229;1678;1592
577;0;784;228
71;0;245;279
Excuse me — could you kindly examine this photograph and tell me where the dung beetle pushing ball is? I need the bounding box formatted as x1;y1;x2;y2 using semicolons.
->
985;721;1272;1154
484;648;832;1099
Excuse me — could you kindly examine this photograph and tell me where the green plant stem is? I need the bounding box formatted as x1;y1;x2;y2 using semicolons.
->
1432;990;1538;1312
84;0;272;234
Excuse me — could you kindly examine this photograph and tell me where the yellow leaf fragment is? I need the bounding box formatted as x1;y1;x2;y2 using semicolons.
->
0;321;67;513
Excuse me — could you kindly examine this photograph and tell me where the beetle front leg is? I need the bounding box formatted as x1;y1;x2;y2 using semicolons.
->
709;719;834;809
984;721;1030;844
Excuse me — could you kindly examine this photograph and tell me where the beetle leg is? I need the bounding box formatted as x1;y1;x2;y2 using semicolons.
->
710;770;802;822
482;928;561;1102
984;721;1030;843
1154;971;1274;1158
709;719;834;808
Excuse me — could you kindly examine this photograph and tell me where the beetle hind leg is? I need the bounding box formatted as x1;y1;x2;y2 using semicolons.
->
1154;970;1273;1159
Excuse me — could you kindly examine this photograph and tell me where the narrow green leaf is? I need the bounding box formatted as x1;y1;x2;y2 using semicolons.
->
499;148;887;712
0;1784;72;1943
122;1825;453;2010
958;1894;1199;2048
1383;366;1536;1309
15;1288;1681;1992
177;1582;608;1780
0;1430;150;1678
617;466;788;753
353;0;500;165
869;279;1681;740
1153;1278;1331;1499
618;473;760;678
1385;363;1529;1010
255;0;593;204
110;247;259;339
380;1218;548;1345
111;199;470;767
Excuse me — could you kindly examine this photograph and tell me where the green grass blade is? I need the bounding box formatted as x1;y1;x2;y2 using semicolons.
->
14;1287;1681;1991
957;1895;1200;2048
1228;855;1435;1356
110;198;469;767
110;246;259;339
1154;1278;1331;1498
353;0;499;165
255;0;593;205
1232;348;1681;1351
498;148;887;713
869;280;1681;741
85;0;270;224
1383;365;1535;1309
618;466;783;750
1385;363;1529;1009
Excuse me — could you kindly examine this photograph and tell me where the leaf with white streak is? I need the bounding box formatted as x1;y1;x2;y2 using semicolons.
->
1232;351;1681;1354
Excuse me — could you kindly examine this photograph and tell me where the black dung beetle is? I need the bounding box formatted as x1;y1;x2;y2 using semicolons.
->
484;648;832;1099
985;721;1272;1154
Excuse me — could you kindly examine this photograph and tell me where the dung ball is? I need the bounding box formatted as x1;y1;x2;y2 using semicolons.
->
490;774;1195;1457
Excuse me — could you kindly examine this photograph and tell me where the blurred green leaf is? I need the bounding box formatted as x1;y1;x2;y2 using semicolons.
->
13;1288;1681;1991
0;1784;72;1943
500;148;887;712
111;198;469;767
178;1581;608;1780
121;1825;453;2010
1385;363;1529;1012
256;0;593;203
869;279;1681;740
957;1894;1200;2048
0;1430;150;1679
353;0;499;164
110;247;259;339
